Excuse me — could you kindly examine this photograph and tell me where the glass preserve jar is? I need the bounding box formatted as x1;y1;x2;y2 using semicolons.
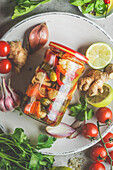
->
21;42;88;126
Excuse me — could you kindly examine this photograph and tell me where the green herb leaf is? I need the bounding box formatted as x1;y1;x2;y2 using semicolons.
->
77;110;86;121
69;96;94;121
69;0;85;6
95;0;107;14
12;128;29;144
29;152;42;169
12;0;51;19
81;3;94;14
37;134;56;150
87;108;94;120
80;96;87;109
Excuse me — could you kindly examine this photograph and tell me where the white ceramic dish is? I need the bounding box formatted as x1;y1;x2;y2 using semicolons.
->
1;12;113;155
78;5;113;20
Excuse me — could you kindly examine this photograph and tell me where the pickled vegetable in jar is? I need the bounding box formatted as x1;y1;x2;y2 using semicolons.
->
21;42;88;126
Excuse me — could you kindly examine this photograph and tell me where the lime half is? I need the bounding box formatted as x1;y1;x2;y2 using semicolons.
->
86;42;113;69
85;84;113;107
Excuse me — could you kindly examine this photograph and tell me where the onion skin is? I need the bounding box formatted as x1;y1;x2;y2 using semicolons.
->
29;23;49;52
46;122;75;138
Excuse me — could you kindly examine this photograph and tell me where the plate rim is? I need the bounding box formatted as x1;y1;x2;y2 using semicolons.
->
2;12;113;155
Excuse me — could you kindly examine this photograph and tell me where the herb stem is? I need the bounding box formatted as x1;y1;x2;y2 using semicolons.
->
97;121;113;170
0;152;27;170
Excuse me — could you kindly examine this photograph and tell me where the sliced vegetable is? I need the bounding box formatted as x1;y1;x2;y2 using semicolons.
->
68;120;84;139
26;83;45;99
24;100;41;118
71;119;84;129
40;97;52;107
56;68;64;86
49;42;88;63
50;70;57;82
46;122;75;138
57;65;66;75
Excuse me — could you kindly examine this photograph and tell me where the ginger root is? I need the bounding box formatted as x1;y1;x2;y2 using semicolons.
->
78;64;113;96
8;41;28;73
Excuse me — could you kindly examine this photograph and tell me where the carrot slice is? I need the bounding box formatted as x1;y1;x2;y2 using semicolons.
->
57;65;66;75
24;101;41;118
26;83;45;99
35;101;41;119
26;84;39;97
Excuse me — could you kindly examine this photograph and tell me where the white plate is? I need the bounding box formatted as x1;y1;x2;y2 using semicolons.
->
1;12;113;155
78;6;113;20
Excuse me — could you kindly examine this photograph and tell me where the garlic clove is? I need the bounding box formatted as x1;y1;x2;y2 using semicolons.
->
0;84;7;112
2;77;15;111
1;77;21;112
8;79;20;107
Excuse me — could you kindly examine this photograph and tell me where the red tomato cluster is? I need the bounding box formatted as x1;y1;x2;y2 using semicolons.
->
0;41;12;74
86;107;113;170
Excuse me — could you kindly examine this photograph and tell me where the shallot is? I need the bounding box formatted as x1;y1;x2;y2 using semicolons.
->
0;77;20;112
29;23;49;52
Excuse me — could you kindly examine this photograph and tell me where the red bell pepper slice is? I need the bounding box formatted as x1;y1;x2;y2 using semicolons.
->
56;68;64;86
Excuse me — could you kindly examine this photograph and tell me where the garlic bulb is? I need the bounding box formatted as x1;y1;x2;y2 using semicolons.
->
0;77;20;112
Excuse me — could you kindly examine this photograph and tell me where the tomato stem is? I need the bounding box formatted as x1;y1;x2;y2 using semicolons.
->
97;121;113;170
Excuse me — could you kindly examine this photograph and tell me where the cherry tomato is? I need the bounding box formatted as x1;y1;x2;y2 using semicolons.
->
107;150;113;165
89;162;105;170
96;107;112;124
0;41;10;57
104;0;110;4
81;123;98;139
90;145;107;162
0;59;12;74
100;132;113;148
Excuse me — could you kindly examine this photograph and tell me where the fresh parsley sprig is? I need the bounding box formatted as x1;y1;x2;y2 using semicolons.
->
0;128;56;170
69;96;94;121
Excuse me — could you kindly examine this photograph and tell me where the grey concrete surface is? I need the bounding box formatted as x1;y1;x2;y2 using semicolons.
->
0;0;113;169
